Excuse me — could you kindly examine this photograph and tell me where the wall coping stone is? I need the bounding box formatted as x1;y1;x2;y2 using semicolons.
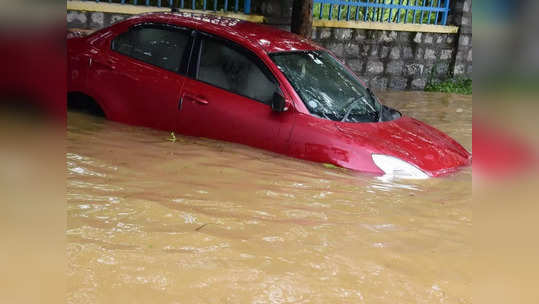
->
67;0;264;23
313;20;458;34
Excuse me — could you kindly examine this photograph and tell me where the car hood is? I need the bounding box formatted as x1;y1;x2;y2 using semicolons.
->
334;116;472;176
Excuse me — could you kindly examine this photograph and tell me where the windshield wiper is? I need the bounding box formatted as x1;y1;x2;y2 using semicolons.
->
367;88;384;122
340;97;363;122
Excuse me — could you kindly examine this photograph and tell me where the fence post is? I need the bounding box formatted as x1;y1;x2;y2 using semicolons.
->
291;0;313;38
244;0;251;14
441;0;450;25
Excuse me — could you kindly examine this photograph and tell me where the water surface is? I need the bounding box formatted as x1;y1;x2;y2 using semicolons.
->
67;91;471;303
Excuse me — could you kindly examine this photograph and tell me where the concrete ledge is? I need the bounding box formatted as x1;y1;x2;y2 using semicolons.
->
313;20;459;34
67;1;264;23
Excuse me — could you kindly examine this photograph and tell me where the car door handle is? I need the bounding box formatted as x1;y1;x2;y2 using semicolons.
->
93;58;116;70
183;93;209;105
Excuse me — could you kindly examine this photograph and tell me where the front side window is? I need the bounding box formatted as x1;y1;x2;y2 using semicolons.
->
111;25;190;72
197;37;277;105
111;30;134;56
271;51;383;122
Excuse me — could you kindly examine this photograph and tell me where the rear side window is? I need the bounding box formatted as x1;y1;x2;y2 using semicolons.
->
197;38;277;105
111;26;190;73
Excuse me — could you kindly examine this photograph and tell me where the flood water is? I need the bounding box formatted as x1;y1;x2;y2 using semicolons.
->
67;91;472;304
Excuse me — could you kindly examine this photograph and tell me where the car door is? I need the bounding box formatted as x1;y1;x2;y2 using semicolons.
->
87;23;192;131
176;34;295;154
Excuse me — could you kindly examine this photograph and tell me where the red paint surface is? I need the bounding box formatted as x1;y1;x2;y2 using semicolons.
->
68;13;471;177
1;27;66;120
473;118;536;179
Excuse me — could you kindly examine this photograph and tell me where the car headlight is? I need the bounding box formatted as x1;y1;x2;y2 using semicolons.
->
372;154;429;180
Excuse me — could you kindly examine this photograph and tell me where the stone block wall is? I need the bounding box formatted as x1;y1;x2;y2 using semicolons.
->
256;0;472;91
67;10;131;29
311;28;460;90
67;0;472;91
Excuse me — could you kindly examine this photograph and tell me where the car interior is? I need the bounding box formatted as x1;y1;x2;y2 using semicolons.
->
197;38;276;105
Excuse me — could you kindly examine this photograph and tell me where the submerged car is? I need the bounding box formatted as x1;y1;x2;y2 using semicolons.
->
68;12;471;179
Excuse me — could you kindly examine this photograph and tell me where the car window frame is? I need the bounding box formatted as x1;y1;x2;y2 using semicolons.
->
110;22;195;75
190;31;281;106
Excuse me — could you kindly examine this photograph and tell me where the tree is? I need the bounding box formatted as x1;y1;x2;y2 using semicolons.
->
291;0;313;39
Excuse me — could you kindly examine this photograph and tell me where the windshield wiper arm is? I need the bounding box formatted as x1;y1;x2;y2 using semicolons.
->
367;87;384;122
340;98;362;122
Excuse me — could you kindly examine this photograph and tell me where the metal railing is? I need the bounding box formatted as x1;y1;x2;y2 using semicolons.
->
86;0;251;14
313;0;451;25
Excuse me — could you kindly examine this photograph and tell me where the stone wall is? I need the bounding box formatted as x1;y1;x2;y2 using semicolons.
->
257;0;472;91
67;0;472;91
67;10;131;29
311;28;459;90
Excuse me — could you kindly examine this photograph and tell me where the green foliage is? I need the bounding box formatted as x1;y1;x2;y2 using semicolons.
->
425;78;472;95
313;0;443;24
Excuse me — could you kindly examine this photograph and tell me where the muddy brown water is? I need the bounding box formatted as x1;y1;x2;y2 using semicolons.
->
67;91;471;303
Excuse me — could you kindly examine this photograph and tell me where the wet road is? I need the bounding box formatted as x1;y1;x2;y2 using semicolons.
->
67;91;471;303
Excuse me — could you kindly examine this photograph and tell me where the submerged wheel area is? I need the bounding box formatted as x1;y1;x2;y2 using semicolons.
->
67;92;105;117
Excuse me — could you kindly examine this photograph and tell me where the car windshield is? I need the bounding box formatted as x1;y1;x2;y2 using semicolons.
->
270;50;382;122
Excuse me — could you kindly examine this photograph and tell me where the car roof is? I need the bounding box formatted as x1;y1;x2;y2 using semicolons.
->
127;12;321;54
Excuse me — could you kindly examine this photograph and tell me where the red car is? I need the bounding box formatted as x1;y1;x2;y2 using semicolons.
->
68;12;471;179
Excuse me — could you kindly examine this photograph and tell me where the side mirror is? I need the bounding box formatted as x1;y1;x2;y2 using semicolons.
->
271;92;289;112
